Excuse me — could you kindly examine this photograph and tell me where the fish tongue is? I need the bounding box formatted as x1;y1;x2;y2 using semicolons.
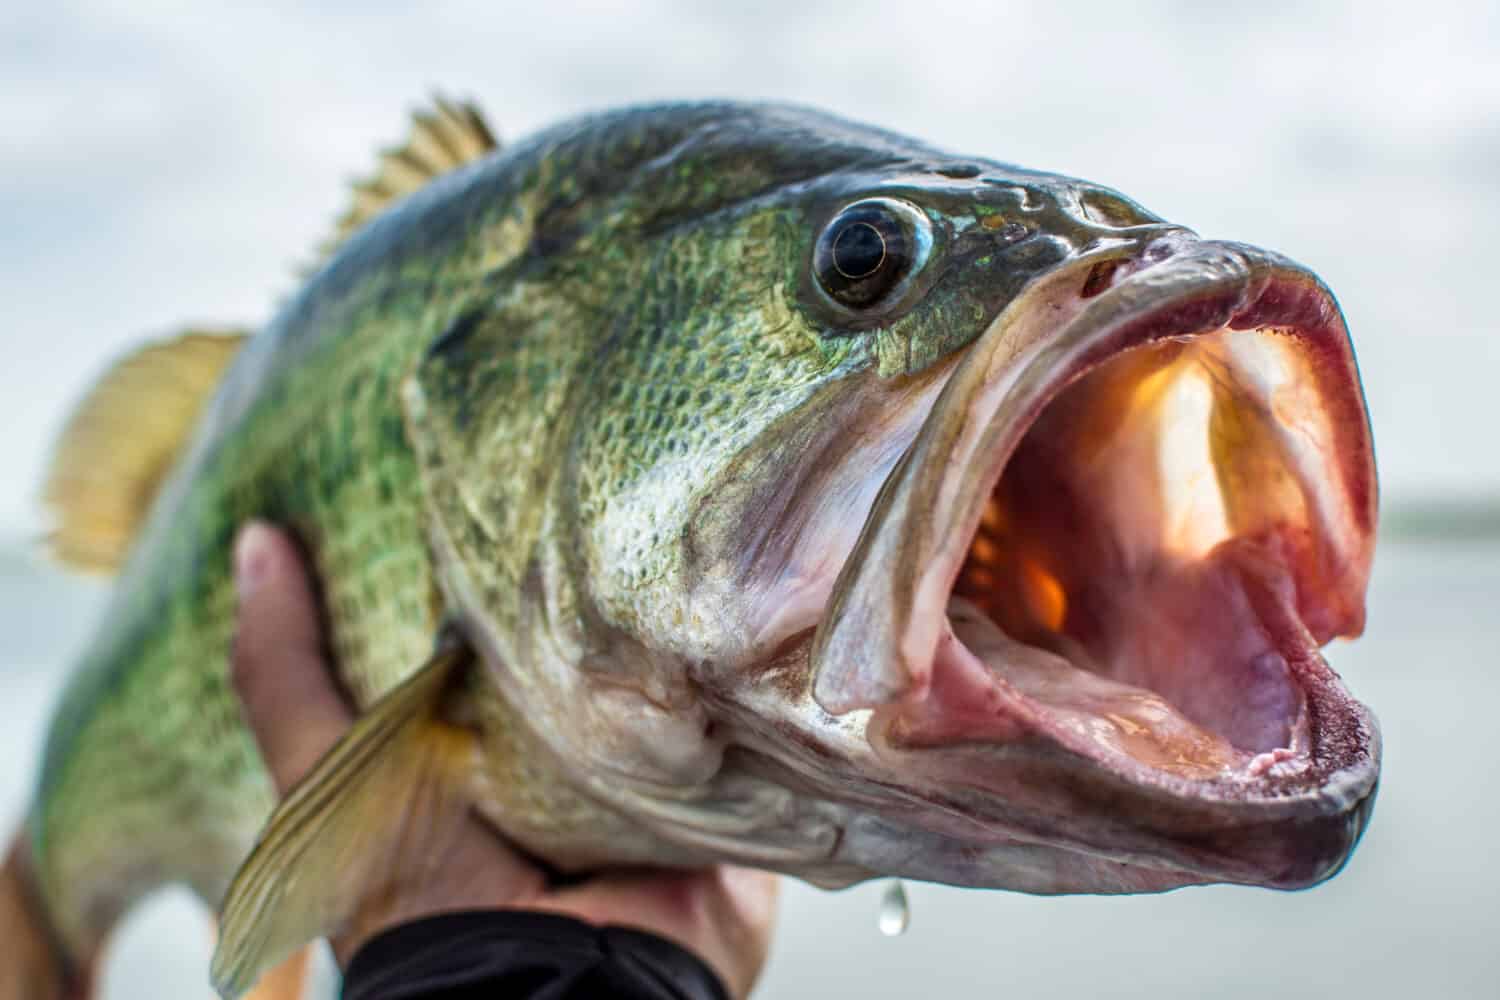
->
879;595;1245;778
946;596;1103;707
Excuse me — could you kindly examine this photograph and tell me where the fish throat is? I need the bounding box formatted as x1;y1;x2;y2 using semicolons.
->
945;326;1338;777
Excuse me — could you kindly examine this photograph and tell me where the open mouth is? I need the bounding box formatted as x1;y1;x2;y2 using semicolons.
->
809;239;1379;887
942;327;1352;778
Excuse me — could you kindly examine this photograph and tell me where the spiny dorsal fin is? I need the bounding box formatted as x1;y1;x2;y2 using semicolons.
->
316;96;499;261
43;329;247;573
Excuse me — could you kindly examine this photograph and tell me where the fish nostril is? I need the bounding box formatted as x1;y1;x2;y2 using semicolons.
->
1080;259;1119;299
1078;189;1146;229
1143;236;1181;264
936;162;983;179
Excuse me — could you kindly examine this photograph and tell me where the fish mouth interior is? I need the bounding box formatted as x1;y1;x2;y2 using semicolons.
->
936;325;1355;779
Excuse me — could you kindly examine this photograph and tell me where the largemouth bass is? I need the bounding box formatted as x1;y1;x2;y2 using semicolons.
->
2;97;1379;999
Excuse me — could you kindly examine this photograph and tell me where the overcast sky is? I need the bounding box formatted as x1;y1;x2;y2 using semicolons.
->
2;0;1496;537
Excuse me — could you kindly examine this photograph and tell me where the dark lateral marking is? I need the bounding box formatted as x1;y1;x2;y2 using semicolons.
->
427;306;487;363
527;218;586;260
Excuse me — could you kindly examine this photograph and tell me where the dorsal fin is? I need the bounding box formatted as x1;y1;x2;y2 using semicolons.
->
315;96;499;261
42;329;247;573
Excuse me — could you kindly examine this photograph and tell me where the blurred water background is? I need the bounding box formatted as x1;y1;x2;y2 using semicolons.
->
2;1;1496;997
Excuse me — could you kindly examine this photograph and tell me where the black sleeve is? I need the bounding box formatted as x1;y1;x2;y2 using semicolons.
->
341;910;730;1000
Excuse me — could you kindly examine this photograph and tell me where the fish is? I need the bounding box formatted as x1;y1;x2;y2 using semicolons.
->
0;96;1380;999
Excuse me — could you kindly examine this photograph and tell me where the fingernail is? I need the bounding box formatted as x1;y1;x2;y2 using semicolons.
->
234;522;274;597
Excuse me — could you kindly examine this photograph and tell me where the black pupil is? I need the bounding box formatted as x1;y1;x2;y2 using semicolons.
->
814;201;919;310
832;222;886;279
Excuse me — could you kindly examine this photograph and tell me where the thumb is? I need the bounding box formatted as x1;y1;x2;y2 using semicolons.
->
230;521;354;795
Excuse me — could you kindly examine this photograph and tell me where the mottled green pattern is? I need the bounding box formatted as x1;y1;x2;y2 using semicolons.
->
30;149;527;945
34;260;462;947
28;101;1163;954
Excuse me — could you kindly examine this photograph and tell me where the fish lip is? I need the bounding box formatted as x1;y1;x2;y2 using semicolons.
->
875;660;1381;889
806;236;1380;886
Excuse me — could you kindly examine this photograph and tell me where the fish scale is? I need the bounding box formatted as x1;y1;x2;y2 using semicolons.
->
5;98;1380;1000
26;101;875;958
35;301;445;947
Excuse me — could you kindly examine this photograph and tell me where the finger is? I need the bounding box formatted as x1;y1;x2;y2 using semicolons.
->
689;867;779;1000
330;813;548;967
230;521;354;795
539;866;779;999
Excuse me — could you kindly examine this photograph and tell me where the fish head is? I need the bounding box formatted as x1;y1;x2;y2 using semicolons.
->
455;111;1379;896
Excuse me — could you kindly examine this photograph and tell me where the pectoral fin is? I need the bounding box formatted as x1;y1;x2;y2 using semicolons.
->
211;640;479;1000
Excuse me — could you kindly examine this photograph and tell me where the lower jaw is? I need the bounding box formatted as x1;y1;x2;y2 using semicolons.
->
864;607;1379;892
881;559;1321;785
841;778;1379;894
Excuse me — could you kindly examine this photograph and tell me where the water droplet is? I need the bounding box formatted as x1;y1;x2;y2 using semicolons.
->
878;878;910;936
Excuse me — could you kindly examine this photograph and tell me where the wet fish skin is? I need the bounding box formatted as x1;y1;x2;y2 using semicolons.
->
22;103;1015;946
21;98;1375;981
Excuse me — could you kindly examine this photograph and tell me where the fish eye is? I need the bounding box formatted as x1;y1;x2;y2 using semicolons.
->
813;198;932;310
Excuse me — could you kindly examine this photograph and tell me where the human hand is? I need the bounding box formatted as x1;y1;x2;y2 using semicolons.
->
229;522;779;998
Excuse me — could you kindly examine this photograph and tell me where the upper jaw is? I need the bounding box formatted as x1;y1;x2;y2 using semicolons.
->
793;235;1379;889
